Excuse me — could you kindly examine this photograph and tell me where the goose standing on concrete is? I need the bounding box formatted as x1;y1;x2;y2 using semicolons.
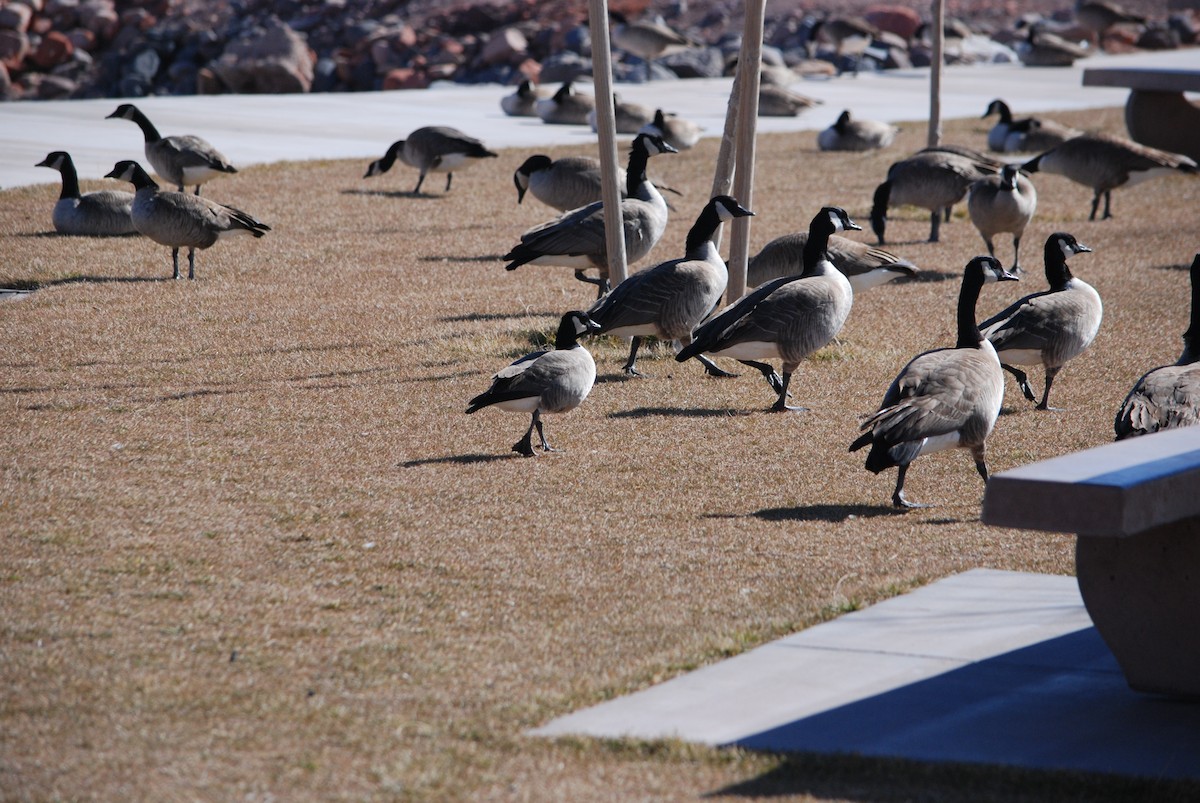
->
36;151;136;236
1114;254;1200;439
500;79;551;117
871;147;997;244
850;256;1019;508
536;81;596;126
676;207;858;412
638;109;703;151
466;311;601;457
980;232;1099;410
817;110;898;152
587;195;754;377
982;99;1079;154
513;155;625;212
968;164;1038;272
504;133;677;295
107;103;237;196
364;126;498;195
105;160;269;280
609;11;695;81
748;231;918;293
1021;133;1197;221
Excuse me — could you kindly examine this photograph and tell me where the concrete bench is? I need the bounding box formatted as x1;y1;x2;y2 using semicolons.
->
982;426;1200;698
1082;67;1200;160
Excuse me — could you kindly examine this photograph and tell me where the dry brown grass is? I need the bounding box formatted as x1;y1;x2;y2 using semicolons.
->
2;106;1198;801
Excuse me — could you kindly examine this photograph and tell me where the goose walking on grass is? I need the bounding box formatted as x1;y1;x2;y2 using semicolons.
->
850;256;1019;508
817;110;898;152
676;207;858;412
587;196;754;377
513;155;625;212
968;164;1038;272
466;311;601;457
1115;254;1200;439
1021;133;1197;221
364;126;498;195
504;133;677;295
982;99;1079;154
748;228;918;293
871;146;997;244
980;233;1099;411
36;151;136;236
105;160;269;280
107;103;236;196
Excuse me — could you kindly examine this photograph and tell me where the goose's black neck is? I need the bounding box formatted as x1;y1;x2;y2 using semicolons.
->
994;100;1012;124
128;107;162;143
129;164;160;192
57;155;81;200
955;266;987;349
626;140;651;196
554;313;585;349
834;110;851;133
802;215;837;276
1182;255;1200;364
381;140;405;172
1044;237;1074;290
684;201;726;255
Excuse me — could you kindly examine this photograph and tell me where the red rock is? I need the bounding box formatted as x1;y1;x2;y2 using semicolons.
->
864;5;923;40
381;66;428;90
208;18;314;93
30;30;74;68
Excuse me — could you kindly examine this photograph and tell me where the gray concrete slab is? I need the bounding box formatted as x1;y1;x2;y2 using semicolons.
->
531;569;1200;780
3;48;1196;190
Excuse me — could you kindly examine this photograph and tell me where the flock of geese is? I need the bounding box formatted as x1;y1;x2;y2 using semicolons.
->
32;88;1200;508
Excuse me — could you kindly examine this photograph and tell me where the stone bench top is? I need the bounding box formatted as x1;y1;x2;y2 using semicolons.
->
982;427;1200;537
1082;67;1200;93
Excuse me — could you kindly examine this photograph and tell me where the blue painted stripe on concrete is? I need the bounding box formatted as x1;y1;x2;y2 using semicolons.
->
1080;449;1200;489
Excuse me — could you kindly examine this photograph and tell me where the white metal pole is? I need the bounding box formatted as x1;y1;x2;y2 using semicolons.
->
727;0;765;303
587;0;628;286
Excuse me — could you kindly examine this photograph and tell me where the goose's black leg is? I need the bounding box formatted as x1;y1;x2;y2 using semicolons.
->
512;414;537;457
623;337;645;376
1002;363;1036;402
769;371;807;412
1089;190;1101;221
929;209;941;243
1036;366;1063;411
414;172;427;195
187;248;196;280
738;360;784;395
445;173;453;192
892;464;928;509
171;247;180;280
533;411;556;452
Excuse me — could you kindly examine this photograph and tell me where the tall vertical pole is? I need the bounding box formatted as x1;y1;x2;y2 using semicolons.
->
726;0;765;303
587;0;628;285
709;67;742;253
928;0;944;148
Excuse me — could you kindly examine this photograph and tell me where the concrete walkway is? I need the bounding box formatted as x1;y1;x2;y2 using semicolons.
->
3;48;1196;190
532;569;1200;780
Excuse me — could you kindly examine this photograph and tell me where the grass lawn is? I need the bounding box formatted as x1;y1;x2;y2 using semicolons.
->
2;105;1198;801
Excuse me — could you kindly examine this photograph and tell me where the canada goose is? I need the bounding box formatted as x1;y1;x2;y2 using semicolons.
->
747;232;918;293
968;164;1038;272
980;232;1099;410
587;94;654;134
36;151;136;236
105;160;269;280
810;17;879;75
676;207;858;412
758;84;823;118
1022;133;1197;221
504;133;677;294
850;256;1019;508
982;99;1080;154
638;108;703;151
1076;1;1145;44
513;155;626;212
500;79;551;117
610;11;695;81
587;195;754;377
871;147;997;244
106;103;236;195
466;310;601;457
817;110;898;152
1016;22;1090;67
1114;254;1200;439
536;81;596;126
364;126;498;195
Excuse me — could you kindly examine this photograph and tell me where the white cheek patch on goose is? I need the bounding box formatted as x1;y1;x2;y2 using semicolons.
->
828;210;845;231
1060;239;1076;261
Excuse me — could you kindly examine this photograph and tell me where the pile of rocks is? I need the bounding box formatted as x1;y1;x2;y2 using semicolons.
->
0;0;1195;101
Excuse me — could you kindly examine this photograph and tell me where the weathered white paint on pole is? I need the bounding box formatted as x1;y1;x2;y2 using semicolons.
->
587;0;628;285
929;0;945;148
709;68;742;253
727;0;766;303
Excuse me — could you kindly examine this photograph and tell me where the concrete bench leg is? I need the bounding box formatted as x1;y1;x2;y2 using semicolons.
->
1075;516;1200;698
1125;90;1200;161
